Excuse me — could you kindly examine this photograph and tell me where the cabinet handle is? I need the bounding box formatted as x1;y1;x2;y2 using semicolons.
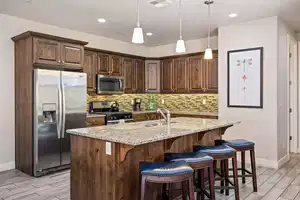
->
58;60;61;63
62;60;65;63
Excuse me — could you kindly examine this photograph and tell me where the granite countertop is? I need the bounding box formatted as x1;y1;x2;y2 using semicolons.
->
131;110;218;117
67;117;238;146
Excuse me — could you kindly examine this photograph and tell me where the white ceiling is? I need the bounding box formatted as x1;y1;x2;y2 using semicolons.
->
0;0;299;46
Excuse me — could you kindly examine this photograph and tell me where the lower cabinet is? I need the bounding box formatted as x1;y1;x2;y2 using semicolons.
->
133;113;218;122
86;117;106;126
171;114;218;119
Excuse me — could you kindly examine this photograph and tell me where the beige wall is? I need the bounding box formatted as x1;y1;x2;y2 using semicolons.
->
218;17;279;168
148;36;218;57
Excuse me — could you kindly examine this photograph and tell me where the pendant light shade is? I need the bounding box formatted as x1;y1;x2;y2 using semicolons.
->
176;39;186;53
204;0;213;59
132;27;144;44
132;0;144;44
204;47;213;59
175;0;186;53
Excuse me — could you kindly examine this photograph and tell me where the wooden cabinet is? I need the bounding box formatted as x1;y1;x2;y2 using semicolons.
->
33;37;85;69
83;51;96;90
110;55;122;76
124;58;145;93
160;59;174;93
134;59;145;93
124;58;134;93
145;60;160;93
173;57;189;93
189;54;218;93
86;117;105;126
97;53;110;75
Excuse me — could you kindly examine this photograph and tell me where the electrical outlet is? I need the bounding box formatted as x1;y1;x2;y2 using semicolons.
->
161;99;165;105
202;99;206;105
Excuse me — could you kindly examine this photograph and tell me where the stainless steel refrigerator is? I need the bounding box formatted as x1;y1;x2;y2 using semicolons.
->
33;69;87;176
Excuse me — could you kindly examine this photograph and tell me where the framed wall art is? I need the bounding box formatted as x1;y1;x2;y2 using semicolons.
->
227;47;263;108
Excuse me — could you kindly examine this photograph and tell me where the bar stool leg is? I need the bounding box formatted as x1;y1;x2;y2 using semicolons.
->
224;159;229;196
220;160;225;194
241;151;246;184
168;183;172;200
182;181;188;200
140;176;146;200
208;165;216;200
250;148;258;192
232;155;240;200
199;169;205;200
188;177;195;200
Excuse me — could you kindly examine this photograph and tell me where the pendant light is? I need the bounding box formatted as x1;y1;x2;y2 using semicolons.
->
204;0;213;59
132;0;144;44
176;0;186;53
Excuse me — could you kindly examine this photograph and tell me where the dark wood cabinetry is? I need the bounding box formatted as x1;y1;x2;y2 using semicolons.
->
97;53;110;75
173;57;189;93
160;59;174;93
124;58;145;93
83;51;97;90
96;54;122;76
110;55;122;76
31;35;85;69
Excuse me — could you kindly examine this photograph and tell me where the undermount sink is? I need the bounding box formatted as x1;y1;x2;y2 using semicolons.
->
145;121;178;127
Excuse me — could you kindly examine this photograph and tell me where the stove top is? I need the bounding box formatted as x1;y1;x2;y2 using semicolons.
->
89;111;133;123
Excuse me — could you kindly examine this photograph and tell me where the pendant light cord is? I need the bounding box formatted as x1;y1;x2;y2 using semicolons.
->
207;1;211;47
179;0;182;39
137;0;140;27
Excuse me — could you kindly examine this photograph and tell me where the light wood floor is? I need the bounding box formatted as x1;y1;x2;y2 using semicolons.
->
1;154;300;200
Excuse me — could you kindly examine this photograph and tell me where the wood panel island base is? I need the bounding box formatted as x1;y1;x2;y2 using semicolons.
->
67;118;238;200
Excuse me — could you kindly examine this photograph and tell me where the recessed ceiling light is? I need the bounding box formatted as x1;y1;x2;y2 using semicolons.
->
97;18;106;23
146;32;153;36
229;13;237;18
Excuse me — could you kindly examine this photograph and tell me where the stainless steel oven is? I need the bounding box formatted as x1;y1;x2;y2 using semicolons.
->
96;75;124;94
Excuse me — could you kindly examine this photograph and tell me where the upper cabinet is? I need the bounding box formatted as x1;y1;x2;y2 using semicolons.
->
83;50;97;90
173;57;189;93
160;59;174;93
110;55;123;76
97;53;110;75
145;60;160;93
12;31;87;69
96;54;122;76
123;58;145;93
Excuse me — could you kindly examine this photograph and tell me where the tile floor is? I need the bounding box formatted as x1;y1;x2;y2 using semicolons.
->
1;154;300;200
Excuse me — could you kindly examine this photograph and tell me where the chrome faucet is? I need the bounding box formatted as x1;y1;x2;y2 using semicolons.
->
157;108;171;126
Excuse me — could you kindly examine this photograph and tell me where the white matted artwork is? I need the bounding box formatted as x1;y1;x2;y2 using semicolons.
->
227;47;263;108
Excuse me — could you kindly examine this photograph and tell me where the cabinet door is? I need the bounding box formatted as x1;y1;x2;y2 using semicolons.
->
60;43;84;68
33;38;60;65
110;55;122;76
189;55;205;93
83;51;96;90
173;58;189;93
160;59;174;93
134;59;145;93
97;53;110;75
206;55;218;93
123;58;134;93
145;60;160;93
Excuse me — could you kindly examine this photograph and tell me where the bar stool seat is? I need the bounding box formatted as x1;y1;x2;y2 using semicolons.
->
165;152;213;164
194;145;236;155
165;152;215;200
140;161;193;177
221;139;255;148
139;161;195;200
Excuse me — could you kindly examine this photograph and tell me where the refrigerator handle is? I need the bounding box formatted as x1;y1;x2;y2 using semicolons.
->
57;83;62;139
61;83;66;138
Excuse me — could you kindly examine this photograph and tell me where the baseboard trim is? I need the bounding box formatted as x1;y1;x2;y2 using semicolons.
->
0;161;15;172
237;154;290;169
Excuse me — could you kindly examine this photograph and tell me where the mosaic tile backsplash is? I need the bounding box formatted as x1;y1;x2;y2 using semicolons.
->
87;94;218;113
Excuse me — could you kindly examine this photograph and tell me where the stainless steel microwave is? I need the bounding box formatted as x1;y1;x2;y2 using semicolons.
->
96;75;124;94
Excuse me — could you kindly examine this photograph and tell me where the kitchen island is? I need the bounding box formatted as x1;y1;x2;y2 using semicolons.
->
67;117;239;200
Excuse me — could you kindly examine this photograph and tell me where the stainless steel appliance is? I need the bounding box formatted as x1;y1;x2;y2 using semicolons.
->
33;69;86;176
96;75;124;94
133;98;142;111
89;101;133;124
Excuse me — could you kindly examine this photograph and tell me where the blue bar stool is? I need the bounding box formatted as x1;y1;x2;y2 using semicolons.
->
215;139;257;192
139;160;195;200
194;145;240;200
164;152;216;200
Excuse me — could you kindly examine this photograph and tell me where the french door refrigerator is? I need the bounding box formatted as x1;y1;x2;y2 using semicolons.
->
33;69;87;176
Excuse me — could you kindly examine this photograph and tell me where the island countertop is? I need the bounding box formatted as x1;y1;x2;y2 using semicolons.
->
67;117;239;146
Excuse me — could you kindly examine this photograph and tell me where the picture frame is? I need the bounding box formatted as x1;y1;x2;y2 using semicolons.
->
227;47;263;108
